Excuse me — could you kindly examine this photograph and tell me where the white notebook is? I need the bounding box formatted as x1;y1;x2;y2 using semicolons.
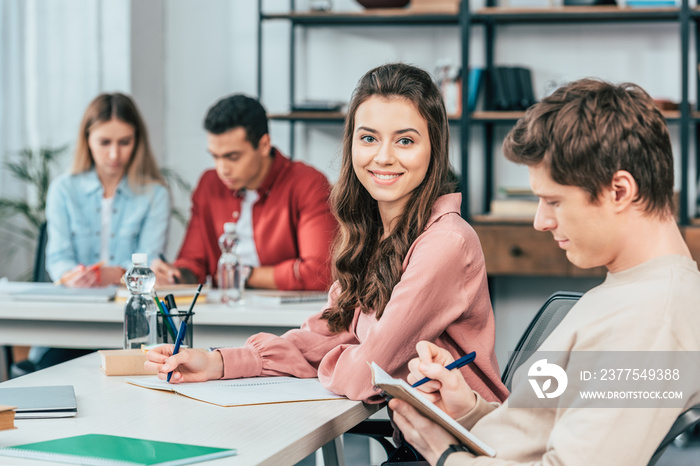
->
370;362;495;457
8;283;116;303
126;376;344;407
246;290;329;305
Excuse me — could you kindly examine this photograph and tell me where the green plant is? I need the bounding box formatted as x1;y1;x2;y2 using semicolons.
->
160;167;192;226
0;145;68;258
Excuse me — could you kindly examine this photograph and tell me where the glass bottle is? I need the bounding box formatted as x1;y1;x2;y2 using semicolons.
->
123;253;157;349
218;222;245;305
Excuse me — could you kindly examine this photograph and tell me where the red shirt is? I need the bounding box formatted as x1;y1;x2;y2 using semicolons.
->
174;149;336;290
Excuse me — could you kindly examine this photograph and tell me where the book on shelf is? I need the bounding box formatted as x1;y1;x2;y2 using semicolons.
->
490;199;539;217
0;385;77;419
467;67;484;114
0;433;237;466
0;405;16;432
291;100;345;112
408;0;460;13
488;66;536;112
489;187;538;218
369;362;495;457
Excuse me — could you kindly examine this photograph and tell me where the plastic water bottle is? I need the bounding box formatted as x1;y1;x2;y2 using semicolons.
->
218;222;245;305
123;253;157;349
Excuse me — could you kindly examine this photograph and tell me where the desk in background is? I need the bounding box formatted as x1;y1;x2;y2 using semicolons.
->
0;353;380;465
0;284;322;349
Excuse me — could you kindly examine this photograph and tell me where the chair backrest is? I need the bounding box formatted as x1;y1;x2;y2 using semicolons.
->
648;405;700;465
33;221;50;283
501;291;583;391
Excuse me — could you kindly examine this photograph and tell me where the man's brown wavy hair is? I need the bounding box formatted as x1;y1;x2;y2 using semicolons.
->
503;78;674;218
321;63;456;333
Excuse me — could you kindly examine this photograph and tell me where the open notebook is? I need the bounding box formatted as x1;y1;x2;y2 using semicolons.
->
370;362;495;457
126;376;344;407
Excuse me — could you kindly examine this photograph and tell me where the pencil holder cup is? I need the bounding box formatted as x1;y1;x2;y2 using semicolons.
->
157;311;194;348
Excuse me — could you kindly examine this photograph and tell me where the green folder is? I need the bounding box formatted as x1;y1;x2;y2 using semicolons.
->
0;433;236;465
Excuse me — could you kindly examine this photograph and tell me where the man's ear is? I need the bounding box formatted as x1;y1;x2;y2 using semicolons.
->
609;170;638;212
257;133;271;157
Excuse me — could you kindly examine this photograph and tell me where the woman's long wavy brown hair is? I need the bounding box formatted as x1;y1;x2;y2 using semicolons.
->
321;63;456;333
72;92;164;190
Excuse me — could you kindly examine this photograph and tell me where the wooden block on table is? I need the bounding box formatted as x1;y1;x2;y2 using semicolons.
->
98;349;156;376
0;405;16;431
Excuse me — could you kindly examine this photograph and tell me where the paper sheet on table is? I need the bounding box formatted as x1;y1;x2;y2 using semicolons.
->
126;376;344;407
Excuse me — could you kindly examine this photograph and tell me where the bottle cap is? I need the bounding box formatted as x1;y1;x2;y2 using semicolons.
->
132;253;148;265
223;222;236;233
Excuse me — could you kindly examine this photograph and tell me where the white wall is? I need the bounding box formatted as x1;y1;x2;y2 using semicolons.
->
0;1;688;365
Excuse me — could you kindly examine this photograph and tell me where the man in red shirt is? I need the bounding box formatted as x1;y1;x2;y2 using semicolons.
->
152;95;336;290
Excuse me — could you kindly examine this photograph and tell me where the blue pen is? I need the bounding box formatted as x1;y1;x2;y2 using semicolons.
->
159;300;178;340
166;284;202;383
167;320;187;383
411;351;477;388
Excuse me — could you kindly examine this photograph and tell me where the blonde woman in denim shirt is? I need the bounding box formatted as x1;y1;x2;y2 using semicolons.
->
46;93;170;287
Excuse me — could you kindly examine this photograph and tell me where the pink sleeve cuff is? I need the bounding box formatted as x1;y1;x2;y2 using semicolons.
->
216;346;263;379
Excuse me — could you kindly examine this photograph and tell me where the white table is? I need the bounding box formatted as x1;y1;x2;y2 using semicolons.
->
0;291;322;349
0;353;381;465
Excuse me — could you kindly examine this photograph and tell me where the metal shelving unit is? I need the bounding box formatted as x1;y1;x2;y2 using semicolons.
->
466;1;691;223
257;0;695;224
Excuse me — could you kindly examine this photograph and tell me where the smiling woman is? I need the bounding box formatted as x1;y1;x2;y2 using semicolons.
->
144;65;508;435
352;95;431;233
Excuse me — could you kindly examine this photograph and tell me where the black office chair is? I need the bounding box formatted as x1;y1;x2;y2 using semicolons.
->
3;223;50;378
348;291;699;465
648;406;700;465
10;222;92;378
500;291;582;391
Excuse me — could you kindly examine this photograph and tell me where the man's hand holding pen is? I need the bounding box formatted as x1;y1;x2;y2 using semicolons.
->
152;254;200;287
401;341;477;419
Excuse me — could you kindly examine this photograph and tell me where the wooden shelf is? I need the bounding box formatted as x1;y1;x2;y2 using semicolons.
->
269;112;346;122
471;214;533;224
473;6;680;23
269;112;463;123
470;110;680;123
262;10;459;26
471;111;525;122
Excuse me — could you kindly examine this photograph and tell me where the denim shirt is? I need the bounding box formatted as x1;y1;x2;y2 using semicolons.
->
45;169;170;281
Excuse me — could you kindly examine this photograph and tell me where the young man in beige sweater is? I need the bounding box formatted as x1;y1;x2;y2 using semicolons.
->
389;79;700;465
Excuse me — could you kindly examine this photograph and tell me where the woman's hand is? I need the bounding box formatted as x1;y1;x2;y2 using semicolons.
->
407;341;477;419
389;397;461;464
61;264;99;288
99;266;125;286
144;345;224;383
